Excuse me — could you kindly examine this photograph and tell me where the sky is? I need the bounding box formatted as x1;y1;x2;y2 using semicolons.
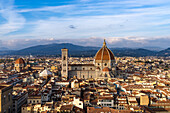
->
0;0;170;50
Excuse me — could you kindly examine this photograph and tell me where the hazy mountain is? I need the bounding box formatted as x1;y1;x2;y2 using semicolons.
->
1;43;169;57
0;47;9;51
157;48;170;56
9;43;99;56
142;47;164;51
111;48;157;57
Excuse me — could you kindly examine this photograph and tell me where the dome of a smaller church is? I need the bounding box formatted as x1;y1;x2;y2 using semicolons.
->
94;39;115;61
102;67;110;72
96;67;100;70
15;58;25;64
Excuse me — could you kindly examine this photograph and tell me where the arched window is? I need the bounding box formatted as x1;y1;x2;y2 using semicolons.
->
4;96;6;103
104;63;107;66
8;94;10;101
63;56;66;60
8;107;10;113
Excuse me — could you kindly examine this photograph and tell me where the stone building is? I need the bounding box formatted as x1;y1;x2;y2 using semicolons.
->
61;40;116;79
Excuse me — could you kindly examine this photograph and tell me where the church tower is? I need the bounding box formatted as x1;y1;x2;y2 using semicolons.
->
61;48;68;79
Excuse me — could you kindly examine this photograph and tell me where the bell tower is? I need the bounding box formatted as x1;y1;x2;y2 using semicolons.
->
61;48;68;79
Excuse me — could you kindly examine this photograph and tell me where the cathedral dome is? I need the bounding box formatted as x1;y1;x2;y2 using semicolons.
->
15;58;25;64
94;39;115;61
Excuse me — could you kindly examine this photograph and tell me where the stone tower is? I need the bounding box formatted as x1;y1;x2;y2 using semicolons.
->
61;48;68;79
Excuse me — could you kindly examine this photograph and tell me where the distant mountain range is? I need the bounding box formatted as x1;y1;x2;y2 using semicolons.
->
0;47;9;51
0;43;169;57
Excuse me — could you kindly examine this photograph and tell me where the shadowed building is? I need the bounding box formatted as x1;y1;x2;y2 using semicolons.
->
0;84;13;113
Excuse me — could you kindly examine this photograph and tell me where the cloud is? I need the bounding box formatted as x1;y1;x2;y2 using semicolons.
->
69;25;76;29
0;0;170;49
1;37;169;50
0;0;25;35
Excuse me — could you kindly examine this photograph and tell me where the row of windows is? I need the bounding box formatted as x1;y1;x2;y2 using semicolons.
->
99;104;112;106
73;68;93;70
80;75;93;78
70;75;94;79
99;99;112;102
28;100;40;103
4;94;11;103
98;63;114;66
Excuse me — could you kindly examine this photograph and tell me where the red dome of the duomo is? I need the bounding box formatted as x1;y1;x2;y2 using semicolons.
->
15;58;25;64
94;39;115;61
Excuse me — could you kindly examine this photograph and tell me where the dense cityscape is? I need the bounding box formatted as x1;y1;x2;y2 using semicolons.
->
0;0;170;113
0;40;169;113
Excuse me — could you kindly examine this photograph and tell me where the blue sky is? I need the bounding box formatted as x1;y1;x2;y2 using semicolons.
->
0;0;170;49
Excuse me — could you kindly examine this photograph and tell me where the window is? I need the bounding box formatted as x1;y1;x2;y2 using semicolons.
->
91;76;92;78
75;68;77;70
98;63;100;65
8;108;10;113
90;68;92;70
83;75;84;78
8;94;10;101
104;63;107;66
79;103;81;105
4;96;6;103
83;68;85;70
63;56;66;60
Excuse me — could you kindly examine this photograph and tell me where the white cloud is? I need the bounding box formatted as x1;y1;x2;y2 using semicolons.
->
0;0;170;49
0;0;25;35
1;37;169;50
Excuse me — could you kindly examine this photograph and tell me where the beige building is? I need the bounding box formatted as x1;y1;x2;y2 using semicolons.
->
61;40;116;80
27;95;41;105
140;95;149;106
0;84;13;113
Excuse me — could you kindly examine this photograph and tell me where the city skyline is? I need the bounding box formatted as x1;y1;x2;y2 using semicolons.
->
0;0;170;49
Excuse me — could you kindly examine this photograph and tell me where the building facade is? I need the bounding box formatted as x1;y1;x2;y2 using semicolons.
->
62;40;116;79
0;84;13;113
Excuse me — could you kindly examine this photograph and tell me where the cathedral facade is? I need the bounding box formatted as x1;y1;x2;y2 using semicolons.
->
61;40;116;80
